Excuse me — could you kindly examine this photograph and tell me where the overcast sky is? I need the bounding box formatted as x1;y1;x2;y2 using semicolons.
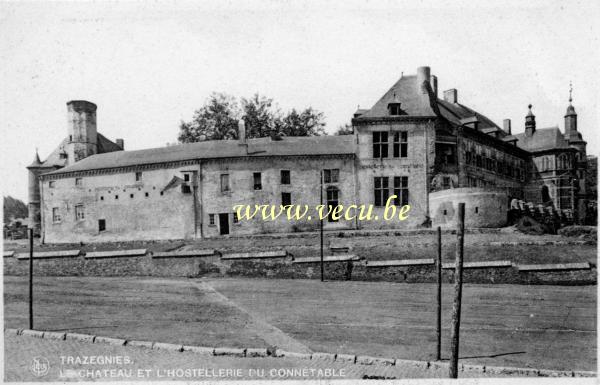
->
1;0;599;203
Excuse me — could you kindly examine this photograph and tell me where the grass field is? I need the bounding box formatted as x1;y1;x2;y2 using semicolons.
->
4;276;596;371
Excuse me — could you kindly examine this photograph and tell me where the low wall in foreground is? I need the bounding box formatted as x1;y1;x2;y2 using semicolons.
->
3;251;596;285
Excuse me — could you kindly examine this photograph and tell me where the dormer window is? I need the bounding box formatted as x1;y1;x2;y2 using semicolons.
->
388;103;402;116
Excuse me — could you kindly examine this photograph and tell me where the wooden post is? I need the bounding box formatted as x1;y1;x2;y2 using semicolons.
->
320;170;324;282
436;226;442;361
449;203;465;378
28;227;34;330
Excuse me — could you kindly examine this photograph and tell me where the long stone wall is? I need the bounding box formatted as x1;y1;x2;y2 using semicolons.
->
4;250;595;285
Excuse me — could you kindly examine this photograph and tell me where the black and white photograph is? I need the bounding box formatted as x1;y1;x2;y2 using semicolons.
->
1;1;598;383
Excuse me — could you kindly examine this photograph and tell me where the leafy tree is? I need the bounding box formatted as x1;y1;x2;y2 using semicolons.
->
241;94;278;138
178;93;240;143
278;107;326;137
3;196;28;224
178;93;326;142
335;123;354;135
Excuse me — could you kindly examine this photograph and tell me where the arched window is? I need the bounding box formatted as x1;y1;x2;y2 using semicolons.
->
558;154;568;170
326;186;340;223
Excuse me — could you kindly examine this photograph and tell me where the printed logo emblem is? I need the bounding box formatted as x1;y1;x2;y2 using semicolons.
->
31;356;50;377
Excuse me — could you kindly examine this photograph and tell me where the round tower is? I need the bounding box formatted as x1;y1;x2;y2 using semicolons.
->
66;100;97;163
26;151;53;235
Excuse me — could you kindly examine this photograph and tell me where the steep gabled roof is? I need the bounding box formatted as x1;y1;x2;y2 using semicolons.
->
513;127;572;153
356;75;437;119
437;99;505;134
43;135;356;176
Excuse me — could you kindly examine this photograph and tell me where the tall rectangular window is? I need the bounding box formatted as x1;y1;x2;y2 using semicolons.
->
98;219;106;232
209;214;215;225
374;177;389;207
373;132;388;158
75;204;85;221
281;192;292;206
52;207;61;223
253;172;262;190
232;212;239;224
393;132;408;158
220;174;230;192
75;178;83;186
393;176;409;206
280;170;291;185
323;169;339;183
135;172;142;182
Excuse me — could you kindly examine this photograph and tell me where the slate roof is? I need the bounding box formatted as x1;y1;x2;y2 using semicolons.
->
356;75;437;118
31;133;124;169
44;135;356;176
437;99;504;133
513;127;572;152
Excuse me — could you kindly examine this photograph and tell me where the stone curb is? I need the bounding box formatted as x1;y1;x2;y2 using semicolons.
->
274;350;312;360
95;336;126;346
312;352;336;361
66;333;95;343
44;331;66;340
153;342;183;352
10;330;597;377
183;345;215;355
21;329;44;338
214;347;246;357
126;340;154;348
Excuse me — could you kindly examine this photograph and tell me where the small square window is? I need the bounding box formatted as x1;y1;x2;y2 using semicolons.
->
220;174;230;192
49;181;55;188
281;170;291;185
135;172;143;182
323;169;339;183
115;195;119;200
209;214;215;226
52;207;61;223
181;185;191;194
130;193;134;198
100;196;104;201
75;204;85;221
75;178;83;186
183;173;190;182
160;191;164;196
145;192;149;197
281;192;292;206
232;212;239;224
253;172;262;190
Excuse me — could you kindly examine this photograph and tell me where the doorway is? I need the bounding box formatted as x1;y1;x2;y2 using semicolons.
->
219;213;229;235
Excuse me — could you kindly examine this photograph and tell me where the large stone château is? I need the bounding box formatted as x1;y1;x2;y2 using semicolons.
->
28;66;594;243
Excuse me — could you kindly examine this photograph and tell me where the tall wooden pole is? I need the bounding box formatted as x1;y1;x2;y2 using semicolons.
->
436;226;442;361
449;203;465;378
320;170;324;282
29;228;34;330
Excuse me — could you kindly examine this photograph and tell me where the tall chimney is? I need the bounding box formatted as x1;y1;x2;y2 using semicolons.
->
116;138;124;150
443;89;457;104
430;75;438;98
416;66;431;94
238;119;246;143
503;119;511;135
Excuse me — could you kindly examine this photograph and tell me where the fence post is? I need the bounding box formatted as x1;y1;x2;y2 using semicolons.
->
436;226;442;361
29;227;34;330
449;203;465;378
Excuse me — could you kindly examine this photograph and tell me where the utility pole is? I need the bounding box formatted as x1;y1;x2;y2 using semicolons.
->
320;170;324;282
449;203;465;378
436;226;442;361
28;227;34;330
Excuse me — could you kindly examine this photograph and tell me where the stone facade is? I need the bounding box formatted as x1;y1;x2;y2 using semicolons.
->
31;66;595;243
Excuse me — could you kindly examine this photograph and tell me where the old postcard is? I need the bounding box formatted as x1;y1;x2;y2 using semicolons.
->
1;1;598;384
